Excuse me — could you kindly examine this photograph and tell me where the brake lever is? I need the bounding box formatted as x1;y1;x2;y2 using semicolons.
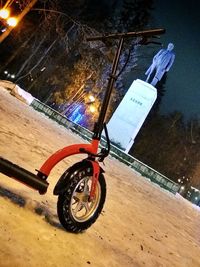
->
98;148;109;162
146;41;162;45
139;36;162;46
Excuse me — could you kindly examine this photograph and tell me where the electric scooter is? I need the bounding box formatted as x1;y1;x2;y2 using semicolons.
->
0;28;165;233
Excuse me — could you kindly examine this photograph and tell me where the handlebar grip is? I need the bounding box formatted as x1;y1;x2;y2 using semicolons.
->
86;28;165;41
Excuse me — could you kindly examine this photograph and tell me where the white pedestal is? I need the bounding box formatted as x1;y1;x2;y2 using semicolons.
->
107;79;157;153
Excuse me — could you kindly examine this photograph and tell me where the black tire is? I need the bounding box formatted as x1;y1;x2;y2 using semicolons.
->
57;167;106;233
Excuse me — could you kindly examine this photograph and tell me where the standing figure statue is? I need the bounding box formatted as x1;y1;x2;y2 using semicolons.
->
145;43;175;87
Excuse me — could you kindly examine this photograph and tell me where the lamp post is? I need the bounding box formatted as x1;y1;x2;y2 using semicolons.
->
0;8;10;19
0;8;18;28
0;7;18;40
0;0;38;43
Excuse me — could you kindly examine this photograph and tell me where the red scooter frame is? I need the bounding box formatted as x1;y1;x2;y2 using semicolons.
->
38;139;101;199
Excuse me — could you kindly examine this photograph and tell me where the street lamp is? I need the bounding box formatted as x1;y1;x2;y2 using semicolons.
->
0;8;10;19
7;16;18;27
88;95;95;103
0;8;18;27
89;105;96;113
0;0;37;44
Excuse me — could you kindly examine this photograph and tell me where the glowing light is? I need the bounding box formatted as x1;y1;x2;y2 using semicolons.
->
89;105;96;113
40;67;46;72
0;8;10;19
88;95;95;103
68;104;83;124
7;17;18;27
11;74;15;79
4;70;8;74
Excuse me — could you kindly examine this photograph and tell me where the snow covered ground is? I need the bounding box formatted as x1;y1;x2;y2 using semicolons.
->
0;87;199;267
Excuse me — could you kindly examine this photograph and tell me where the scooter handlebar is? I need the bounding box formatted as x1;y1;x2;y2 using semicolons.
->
86;28;165;41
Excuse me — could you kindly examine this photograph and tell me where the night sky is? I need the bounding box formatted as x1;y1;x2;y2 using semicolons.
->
1;0;199;122
150;0;200;121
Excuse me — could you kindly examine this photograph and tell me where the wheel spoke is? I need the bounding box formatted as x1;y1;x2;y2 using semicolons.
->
83;201;90;214
73;201;83;216
72;198;78;205
73;192;83;201
83;178;90;194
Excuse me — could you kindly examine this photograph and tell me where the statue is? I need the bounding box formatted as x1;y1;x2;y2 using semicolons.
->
145;43;175;86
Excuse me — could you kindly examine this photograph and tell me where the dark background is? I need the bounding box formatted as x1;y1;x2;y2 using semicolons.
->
150;0;200;121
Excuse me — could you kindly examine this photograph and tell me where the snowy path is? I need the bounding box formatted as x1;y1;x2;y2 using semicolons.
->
0;87;199;267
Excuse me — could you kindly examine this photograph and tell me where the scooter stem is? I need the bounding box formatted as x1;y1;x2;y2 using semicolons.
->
92;37;124;140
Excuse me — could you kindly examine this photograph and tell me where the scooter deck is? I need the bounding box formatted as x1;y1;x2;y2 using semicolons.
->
0;157;48;194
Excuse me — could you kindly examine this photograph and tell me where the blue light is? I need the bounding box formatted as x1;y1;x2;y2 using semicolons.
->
68;104;84;124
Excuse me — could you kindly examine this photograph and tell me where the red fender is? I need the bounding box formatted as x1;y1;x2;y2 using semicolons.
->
39;139;99;177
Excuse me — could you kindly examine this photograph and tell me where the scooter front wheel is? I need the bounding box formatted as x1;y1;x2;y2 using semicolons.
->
57;167;106;233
